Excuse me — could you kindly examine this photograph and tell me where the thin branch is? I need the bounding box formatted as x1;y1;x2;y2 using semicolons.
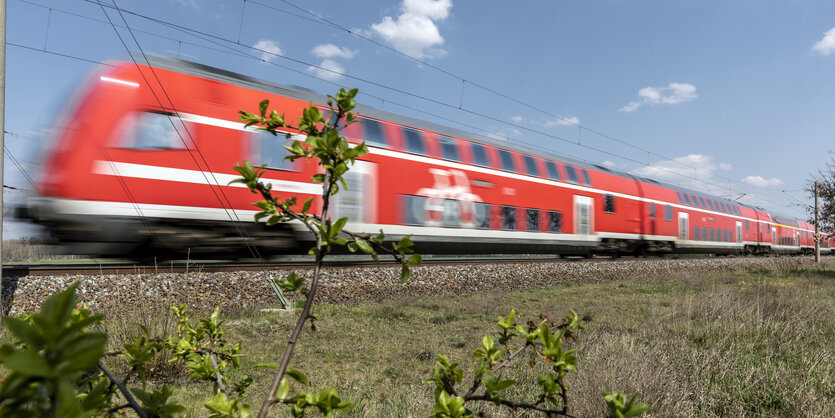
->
196;350;228;399
105;403;132;415
98;361;148;418
464;395;581;417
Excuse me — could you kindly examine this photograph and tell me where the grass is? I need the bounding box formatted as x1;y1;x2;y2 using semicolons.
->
8;257;835;417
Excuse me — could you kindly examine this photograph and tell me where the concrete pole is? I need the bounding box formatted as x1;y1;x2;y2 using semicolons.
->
815;181;820;263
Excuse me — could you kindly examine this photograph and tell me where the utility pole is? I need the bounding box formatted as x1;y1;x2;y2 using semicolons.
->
1;0;7;314
815;181;820;263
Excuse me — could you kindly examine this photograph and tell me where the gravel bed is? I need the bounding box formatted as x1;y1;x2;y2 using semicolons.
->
0;257;815;316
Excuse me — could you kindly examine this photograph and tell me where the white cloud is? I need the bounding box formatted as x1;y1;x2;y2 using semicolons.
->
510;115;524;123
169;0;199;10
603;160;616;167
311;44;356;60
620;83;698;112
742;175;784;188
370;0;452;59
545;116;580;127
253;39;282;63
619;101;641;113
308;59;345;81
719;162;733;171
812;27;835;55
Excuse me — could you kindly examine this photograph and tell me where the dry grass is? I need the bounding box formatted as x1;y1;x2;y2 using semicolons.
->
1;238;81;263
14;257;835;417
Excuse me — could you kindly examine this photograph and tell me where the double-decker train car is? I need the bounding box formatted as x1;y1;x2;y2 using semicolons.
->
24;58;831;259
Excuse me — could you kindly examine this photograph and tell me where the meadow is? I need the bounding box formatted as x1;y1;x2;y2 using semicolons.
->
88;257;835;417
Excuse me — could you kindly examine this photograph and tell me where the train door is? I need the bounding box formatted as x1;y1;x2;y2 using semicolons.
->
678;212;688;240
771;225;776;245
736;221;742;243
574;196;593;236
332;160;377;225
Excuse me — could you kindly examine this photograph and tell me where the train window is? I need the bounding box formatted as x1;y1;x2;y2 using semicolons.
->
502;206;517;230
735;206;741;216
401;127;425;155
498;150;516;172
470;143;490;167
691;195;700;208
442;199;460;228
565;166;579;184
767;224;771;233
549;211;562;233
523;156;539;177
665;205;672;221
438;136;460;161
722;230;727;242
706;199;714;211
746;220;749;230
582;169;592;187
401;195;425;226
699;197;707;209
731;230;734;242
720;202;727;213
361;118;387;146
694;226;700;240
545;161;561;181
650;202;656;219
249;129;294;171
709;229;715;241
118;112;190;150
604;194;615;214
474;202;491;229
526;208;540;231
676;192;683;204
683;194;692;206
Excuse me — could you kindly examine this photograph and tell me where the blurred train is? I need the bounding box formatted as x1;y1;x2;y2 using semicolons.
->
22;57;833;260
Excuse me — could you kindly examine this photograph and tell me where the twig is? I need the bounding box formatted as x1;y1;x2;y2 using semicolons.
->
98;361;148;418
197;350;228;399
464;395;581;417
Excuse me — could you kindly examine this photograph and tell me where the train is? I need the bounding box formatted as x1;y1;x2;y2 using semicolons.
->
22;57;833;260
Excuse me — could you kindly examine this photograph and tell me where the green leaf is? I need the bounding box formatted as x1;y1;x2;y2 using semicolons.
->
302;197;313;213
312;173;326;183
400;264;411;283
354;238;373;254
3;317;45;347
406;254;422;265
255;363;278;369
330;217;348;238
286;368;309;386
259;99;269;117
3;349;52;376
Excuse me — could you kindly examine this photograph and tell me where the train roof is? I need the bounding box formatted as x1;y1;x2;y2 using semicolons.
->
145;56;784;221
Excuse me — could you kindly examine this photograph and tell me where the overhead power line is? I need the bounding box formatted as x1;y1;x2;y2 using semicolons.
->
15;0;801;212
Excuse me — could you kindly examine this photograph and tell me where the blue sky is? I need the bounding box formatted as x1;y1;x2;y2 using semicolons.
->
4;0;835;238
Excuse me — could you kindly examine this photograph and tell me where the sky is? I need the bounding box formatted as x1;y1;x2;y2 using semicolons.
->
4;0;835;239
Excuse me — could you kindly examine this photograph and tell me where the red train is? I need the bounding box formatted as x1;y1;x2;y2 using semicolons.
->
24;58;832;259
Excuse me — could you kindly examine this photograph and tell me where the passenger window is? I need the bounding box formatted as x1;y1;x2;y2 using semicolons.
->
676;192;683;204
604;194;615;214
118;112;190;150
545;161;561;181
650;202;656;219
401;127;425;155
707;200;714;211
498;150;516;172
582;169;592;186
249;129;295;171
665;205;672;221
526;208;540;231
438;135;459;161
565;166;579;184
549;211;562;233
683;194;692;206
474;202;491;229
746;220;749;230
470;143;490;167
694;226;701;240
699;197;707;209
402;195;425;225
523;156;539;176
502;206;517;230
361;118;386;147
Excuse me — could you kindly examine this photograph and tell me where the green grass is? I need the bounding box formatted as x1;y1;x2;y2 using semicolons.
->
19;258;835;416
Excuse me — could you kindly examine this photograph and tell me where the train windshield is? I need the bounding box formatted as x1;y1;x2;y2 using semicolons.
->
115;112;190;150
